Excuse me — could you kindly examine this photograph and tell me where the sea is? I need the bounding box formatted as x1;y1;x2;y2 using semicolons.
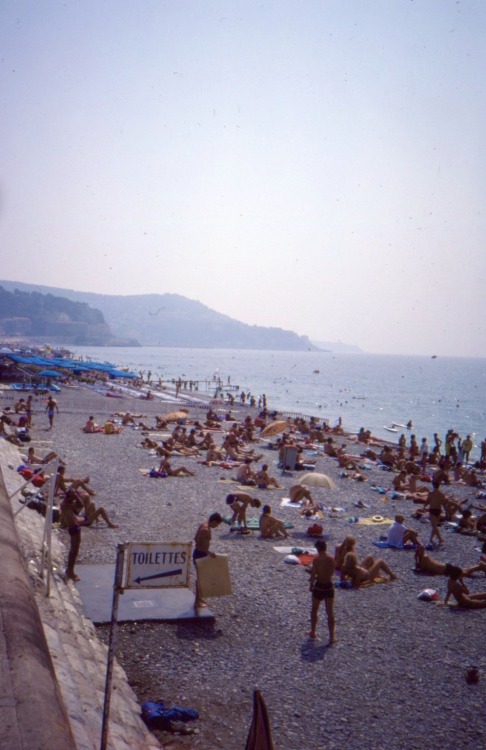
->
70;346;486;461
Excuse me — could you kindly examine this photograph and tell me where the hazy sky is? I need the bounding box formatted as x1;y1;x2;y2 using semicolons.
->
1;1;485;357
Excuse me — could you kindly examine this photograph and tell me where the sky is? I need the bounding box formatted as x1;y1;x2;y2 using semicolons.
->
1;1;485;357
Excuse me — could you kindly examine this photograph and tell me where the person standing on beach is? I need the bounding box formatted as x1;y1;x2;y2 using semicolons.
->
45;395;59;430
308;540;336;644
193;512;223;609
60;490;83;581
426;480;447;547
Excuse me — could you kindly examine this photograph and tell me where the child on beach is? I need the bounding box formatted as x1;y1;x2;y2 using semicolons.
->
308;539;336;644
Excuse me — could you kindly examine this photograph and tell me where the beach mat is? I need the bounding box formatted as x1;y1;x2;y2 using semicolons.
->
223;515;294;531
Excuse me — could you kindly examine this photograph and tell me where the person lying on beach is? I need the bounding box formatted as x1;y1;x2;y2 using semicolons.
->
462;469;483;488
457;508;476;532
121;412;135;426
222;435;262;462
405;474;431;498
0;416;22;445
472;505;486;534
104;420;123;434
386;514;420;548
341;552;398;588
308;539;336;644
83;416;104;433
255;464;282;489
226;492;261;531
444;565;486;608
158;458;195;477
164;436;200;457
414;544;485;577
361;448;378;461
259;504;290;539
55;465;95;498
336;447;360;471
26;446;63;466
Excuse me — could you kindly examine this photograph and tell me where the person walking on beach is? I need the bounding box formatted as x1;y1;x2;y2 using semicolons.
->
193;512;223;609
45;395;59;430
308;539;336;644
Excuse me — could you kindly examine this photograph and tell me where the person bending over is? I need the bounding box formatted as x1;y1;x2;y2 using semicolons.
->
226;493;261;531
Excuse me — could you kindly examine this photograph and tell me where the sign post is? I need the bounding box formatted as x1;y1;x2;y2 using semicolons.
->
100;541;192;750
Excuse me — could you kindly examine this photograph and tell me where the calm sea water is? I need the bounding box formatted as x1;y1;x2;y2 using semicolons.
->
71;347;486;459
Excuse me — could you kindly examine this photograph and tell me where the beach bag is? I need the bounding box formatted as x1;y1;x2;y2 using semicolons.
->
417;589;438;602
307;523;324;537
141;700;199;730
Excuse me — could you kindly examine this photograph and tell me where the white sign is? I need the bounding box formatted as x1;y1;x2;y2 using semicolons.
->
125;542;192;589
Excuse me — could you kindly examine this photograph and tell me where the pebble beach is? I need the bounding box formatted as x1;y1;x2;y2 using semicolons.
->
17;385;486;750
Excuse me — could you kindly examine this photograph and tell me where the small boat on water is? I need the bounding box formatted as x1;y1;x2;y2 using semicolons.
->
384;425;398;433
392;422;406;428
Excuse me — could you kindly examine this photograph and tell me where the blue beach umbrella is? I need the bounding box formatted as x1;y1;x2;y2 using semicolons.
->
37;369;63;378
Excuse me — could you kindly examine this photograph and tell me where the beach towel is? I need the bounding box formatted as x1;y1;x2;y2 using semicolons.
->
358;517;393;526
138;468;167;477
372;541;415;550
296;552;317;566
284;555;301;565
280;497;301;508
361;576;388;588
224;516;294;531
273;546;318;555
370;486;387;494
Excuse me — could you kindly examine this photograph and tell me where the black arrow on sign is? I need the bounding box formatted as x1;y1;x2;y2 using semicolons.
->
134;568;183;585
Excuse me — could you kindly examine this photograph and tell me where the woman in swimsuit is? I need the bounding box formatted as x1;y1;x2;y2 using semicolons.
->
342;552;397;588
444;566;486;609
415;544;486;577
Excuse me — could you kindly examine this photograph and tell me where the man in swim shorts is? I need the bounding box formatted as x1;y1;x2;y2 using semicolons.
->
308;539;336;644
45;395;59;430
193;512;223;609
